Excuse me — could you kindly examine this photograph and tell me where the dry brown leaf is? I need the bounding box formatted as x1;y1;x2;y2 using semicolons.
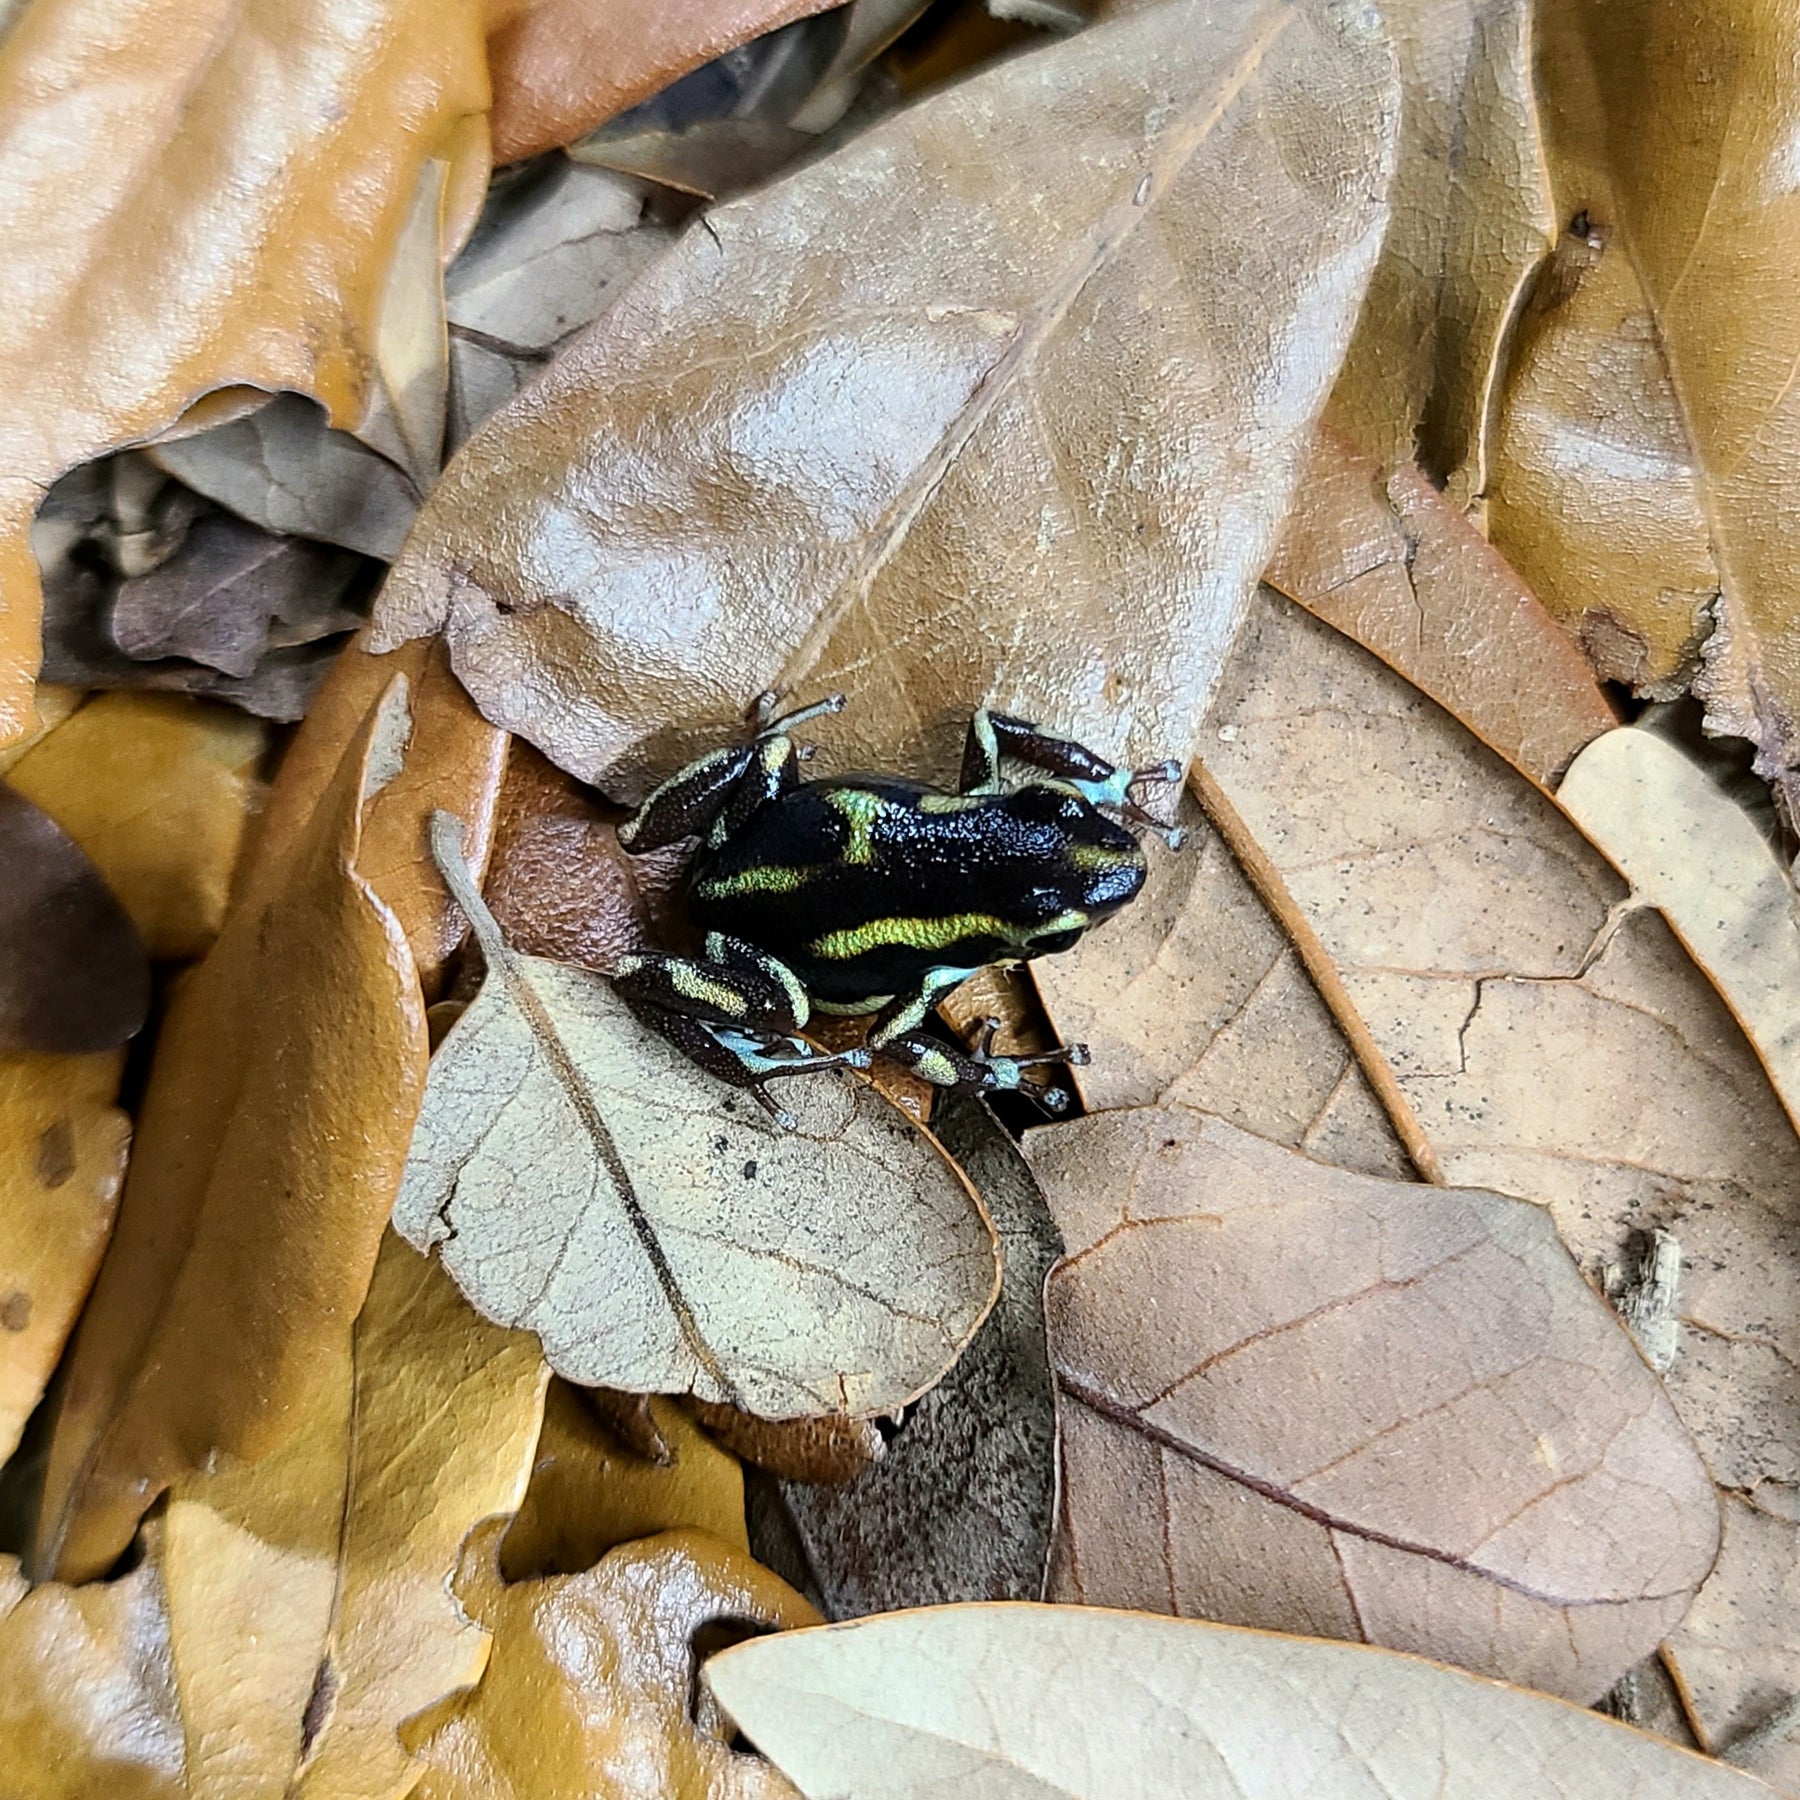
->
0;1051;129;1461
1322;0;1553;484
413;1527;814;1798
7;692;266;960
1268;428;1616;786
705;1604;1786;1798
1198;587;1800;1746
1033;785;1413;1179
246;634;507;994
502;1384;748;1580
0;1531;185;1798
0;784;149;1053
1029;1108;1718;1701
760;1095;1063;1616
374;0;1398;798
392;815;999;1416
1485;1;1800;811
0;0;490;743
33;678;428;1583
690;1403;883;1487
487;0;841;165
1558;726;1800;1135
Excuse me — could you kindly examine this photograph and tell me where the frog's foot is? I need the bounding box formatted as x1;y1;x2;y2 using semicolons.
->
751;690;846;739
1116;758;1186;850
874;1017;1089;1109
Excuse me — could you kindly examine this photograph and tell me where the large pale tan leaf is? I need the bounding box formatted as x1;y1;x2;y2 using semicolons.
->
1558;726;1800;1136
413;1526;814;1798
1323;0;1554;484
34;679;429;1583
705;1604;1784;1798
0;0;490;744
487;0;841;165
0;1050;128;1461
1485;0;1800;810
393;816;999;1416
1190;587;1800;1750
374;0;1398;797
1268;428;1616;786
7;693;266;960
0;1533;185;1798
1027;1108;1717;1702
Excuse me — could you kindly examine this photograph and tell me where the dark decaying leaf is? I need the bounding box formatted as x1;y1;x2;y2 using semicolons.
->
748;1093;1062;1616
109;510;366;678
0;784;149;1054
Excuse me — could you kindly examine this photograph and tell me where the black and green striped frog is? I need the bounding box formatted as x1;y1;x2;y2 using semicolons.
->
614;694;1181;1123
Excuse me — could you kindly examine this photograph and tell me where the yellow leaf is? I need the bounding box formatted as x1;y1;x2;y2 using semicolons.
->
0;1050;128;1461
34;678;429;1582
413;1527;815;1799
7;693;266;960
502;1385;747;1581
0;0;490;741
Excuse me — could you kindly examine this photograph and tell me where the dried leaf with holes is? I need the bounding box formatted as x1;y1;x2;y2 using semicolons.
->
0;0;489;742
374;0;1398;799
1029;1109;1718;1701
33;677;429;1582
1199;586;1800;1749
7;693;266;960
1485;0;1800;815
411;1526;815;1799
0;784;148;1054
704;1606;1785;1799
392;815;999;1416
0;1051;129;1462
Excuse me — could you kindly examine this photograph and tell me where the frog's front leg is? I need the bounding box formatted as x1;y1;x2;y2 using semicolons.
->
961;707;1185;844
613;932;868;1123
864;971;1089;1107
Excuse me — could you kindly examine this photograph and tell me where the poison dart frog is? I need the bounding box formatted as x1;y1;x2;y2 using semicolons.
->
614;693;1182;1124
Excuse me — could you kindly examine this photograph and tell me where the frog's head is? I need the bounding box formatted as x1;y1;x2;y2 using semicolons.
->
1006;781;1149;954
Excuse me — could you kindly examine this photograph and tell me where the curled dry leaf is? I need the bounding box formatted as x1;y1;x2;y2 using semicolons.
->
245;634;507;994
156;1232;547;1800
33;677;429;1583
501;1384;748;1581
1322;0;1553;484
704;1604;1785;1799
1200;589;1800;1745
413;1527;815;1799
1029;1108;1719;1702
763;1094;1064;1617
393;815;1000;1417
0;1051;129;1462
1267;428;1616;786
0;784;149;1053
690;1403;884;1487
1486;1;1800;810
487;0;841;165
0;0;489;742
7;692;266;961
0;1533;184;1799
1558;726;1800;1135
150;395;424;562
374;0;1399;798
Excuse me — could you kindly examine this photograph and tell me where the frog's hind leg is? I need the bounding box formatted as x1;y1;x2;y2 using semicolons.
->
863;974;1089;1103
612;935;810;1036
